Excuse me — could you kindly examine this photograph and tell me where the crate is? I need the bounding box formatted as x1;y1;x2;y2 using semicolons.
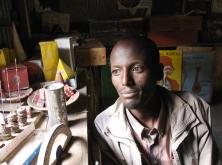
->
75;39;106;67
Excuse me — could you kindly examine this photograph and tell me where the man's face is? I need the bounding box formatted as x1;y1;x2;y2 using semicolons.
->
110;43;156;109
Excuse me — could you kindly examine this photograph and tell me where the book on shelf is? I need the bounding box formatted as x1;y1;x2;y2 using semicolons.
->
182;51;215;103
157;50;182;91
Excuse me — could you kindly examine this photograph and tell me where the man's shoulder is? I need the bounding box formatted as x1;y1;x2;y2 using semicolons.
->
159;86;210;114
95;104;115;121
173;90;209;107
159;85;200;101
159;86;197;104
170;90;211;124
94;99;122;125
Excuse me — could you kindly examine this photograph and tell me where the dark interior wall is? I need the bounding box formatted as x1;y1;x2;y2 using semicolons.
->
57;0;190;21
59;0;89;22
25;0;203;36
59;0;148;21
152;0;182;15
59;0;124;21
87;0;127;20
11;0;214;35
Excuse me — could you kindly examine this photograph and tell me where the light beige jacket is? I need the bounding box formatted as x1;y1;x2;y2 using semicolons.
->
94;87;222;165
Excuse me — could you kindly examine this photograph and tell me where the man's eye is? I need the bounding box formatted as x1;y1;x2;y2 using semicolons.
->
111;69;120;76
132;66;143;72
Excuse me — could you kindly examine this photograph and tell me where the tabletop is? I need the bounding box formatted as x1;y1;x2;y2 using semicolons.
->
0;86;89;165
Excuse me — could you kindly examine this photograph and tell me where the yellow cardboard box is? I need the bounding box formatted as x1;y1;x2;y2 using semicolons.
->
74;39;106;67
55;59;75;81
39;41;59;81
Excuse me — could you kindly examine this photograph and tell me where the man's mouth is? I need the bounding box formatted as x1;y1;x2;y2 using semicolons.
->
120;90;138;98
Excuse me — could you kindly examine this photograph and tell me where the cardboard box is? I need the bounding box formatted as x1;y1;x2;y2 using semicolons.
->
148;16;203;46
148;30;199;46
54;36;77;70
39;41;59;81
75;39;106;67
0;64;29;92
149;16;203;32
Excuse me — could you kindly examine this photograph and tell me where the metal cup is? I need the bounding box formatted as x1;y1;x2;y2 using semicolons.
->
44;82;67;127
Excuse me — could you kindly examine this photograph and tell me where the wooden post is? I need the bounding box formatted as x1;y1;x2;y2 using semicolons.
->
44;82;67;127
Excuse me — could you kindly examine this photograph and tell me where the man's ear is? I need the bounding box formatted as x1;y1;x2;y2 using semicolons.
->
155;63;164;81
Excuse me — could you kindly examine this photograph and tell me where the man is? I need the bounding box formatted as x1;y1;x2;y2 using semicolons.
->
94;36;221;165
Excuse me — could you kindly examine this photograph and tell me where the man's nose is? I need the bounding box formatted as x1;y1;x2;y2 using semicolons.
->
122;71;133;86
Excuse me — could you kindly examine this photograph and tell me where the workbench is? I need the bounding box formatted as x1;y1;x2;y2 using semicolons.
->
0;86;89;165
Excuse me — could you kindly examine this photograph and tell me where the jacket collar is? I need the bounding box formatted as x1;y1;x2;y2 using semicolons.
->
105;99;134;144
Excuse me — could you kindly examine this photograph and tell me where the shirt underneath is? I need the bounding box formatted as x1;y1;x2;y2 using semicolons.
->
125;101;174;164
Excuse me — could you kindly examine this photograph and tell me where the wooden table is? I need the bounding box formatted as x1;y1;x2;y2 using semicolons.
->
0;86;89;165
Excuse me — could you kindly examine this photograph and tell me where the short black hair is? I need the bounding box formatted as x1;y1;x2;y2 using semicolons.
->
116;35;160;70
111;35;163;81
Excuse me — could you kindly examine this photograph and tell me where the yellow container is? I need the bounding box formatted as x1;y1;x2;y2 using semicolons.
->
39;41;59;81
55;59;75;81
